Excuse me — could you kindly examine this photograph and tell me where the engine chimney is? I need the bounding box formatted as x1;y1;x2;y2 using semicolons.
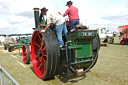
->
33;8;40;28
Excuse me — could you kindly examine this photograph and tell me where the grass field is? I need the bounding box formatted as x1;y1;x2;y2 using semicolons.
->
0;37;128;85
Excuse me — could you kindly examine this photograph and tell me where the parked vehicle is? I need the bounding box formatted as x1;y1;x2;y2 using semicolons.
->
118;25;128;45
20;36;31;44
97;27;114;44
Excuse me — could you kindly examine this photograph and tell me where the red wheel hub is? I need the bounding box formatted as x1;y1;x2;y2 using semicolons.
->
121;41;125;44
31;30;47;79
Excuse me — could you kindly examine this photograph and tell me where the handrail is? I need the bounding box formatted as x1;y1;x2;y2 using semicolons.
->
0;66;19;85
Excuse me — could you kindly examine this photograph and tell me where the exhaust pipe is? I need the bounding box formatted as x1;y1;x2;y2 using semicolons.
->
33;8;40;28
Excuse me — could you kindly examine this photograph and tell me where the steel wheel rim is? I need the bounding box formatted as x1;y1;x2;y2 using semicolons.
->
31;30;47;79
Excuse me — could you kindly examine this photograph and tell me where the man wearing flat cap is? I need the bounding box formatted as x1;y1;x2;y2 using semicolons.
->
63;1;80;31
41;7;68;47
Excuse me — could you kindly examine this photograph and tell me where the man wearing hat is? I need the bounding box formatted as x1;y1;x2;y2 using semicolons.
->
63;1;80;31
41;7;68;47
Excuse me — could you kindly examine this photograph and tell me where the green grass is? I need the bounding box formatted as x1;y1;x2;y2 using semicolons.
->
0;37;128;85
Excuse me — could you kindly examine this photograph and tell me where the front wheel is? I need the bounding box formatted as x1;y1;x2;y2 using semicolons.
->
22;44;31;64
8;46;13;52
4;44;7;50
108;37;114;44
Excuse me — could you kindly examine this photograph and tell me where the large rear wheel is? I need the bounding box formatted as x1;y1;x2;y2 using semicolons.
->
31;29;60;80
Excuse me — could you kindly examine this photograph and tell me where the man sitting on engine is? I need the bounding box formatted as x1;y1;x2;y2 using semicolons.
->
41;7;68;47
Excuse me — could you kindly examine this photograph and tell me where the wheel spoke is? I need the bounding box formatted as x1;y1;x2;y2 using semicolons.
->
35;42;41;48
35;55;38;58
38;62;43;69
42;58;46;63
43;47;46;51
39;42;44;51
38;34;42;42
39;47;42;51
38;55;46;63
43;54;47;57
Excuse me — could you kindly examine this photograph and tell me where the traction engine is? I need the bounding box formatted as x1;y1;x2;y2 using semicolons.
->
22;8;100;80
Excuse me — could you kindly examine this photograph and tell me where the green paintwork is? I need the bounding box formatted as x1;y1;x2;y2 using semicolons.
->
37;14;46;29
4;43;26;53
60;29;98;69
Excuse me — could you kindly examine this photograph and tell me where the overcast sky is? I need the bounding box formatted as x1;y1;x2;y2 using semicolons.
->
0;0;128;34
